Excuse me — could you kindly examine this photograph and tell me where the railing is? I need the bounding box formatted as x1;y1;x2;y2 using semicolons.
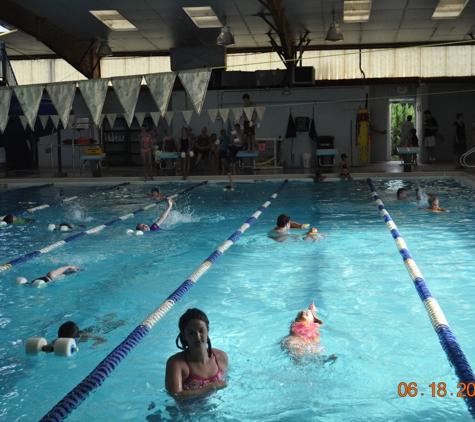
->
460;146;475;168
0;41;18;87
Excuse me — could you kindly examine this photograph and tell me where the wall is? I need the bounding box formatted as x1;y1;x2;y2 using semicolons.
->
35;80;475;170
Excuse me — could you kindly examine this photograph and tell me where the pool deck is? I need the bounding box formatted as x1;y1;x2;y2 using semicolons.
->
2;160;475;184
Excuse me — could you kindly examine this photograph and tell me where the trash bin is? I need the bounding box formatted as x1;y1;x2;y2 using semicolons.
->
302;153;311;168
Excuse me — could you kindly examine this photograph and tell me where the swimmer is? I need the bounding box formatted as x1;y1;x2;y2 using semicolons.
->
303;227;326;242
339;154;353;181
313;169;326;183
41;321;106;353
268;214;309;242
2;214;34;225
397;188;425;201
281;301;336;363
48;222;74;231
223;173;234;191
149;187;166;199
135;198;173;231
27;265;83;285
165;308;228;397
424;196;448;212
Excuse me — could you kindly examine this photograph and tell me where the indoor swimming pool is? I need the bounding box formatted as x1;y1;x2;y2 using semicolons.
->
1;177;475;421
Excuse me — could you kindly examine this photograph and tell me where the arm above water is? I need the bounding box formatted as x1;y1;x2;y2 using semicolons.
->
153;199;173;227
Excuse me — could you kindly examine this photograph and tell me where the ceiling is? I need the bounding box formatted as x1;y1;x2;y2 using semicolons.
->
1;0;475;71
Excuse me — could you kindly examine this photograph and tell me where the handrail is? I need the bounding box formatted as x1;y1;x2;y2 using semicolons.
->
366;178;475;419
460;146;475;168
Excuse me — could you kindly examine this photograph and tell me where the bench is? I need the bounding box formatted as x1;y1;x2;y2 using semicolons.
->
316;148;339;168
156;152;179;173
236;151;259;168
396;147;420;172
80;154;107;177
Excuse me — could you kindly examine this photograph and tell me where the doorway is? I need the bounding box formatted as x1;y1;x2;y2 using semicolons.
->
389;99;415;159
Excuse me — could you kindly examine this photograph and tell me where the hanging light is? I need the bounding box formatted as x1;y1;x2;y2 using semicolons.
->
217;18;235;46
96;40;113;57
325;9;344;42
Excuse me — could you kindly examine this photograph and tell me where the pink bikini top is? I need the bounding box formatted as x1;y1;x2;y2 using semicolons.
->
182;351;223;390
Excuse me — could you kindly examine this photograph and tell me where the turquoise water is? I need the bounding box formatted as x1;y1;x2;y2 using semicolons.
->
0;178;475;421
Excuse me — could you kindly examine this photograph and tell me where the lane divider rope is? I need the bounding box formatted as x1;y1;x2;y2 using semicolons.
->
0;183;53;198
366;178;475;419
0;182;208;274
0;182;130;219
39;179;289;422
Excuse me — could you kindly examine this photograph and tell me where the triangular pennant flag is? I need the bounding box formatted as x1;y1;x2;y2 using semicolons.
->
106;113;117;129
39;115;49;129
45;82;75;129
78;79;109;126
244;107;254;121
145;73;176;117
232;107;242;123
13;84;44;129
0;88;12;134
218;108;229;122
165;111;173;126
182;110;193;125
19;115;28;130
178;70;211;115
98;114;105;129
135;112;146;127
150;111;160;127
208;109;218;124
50;115;61;129
111;76;142;127
255;106;266;122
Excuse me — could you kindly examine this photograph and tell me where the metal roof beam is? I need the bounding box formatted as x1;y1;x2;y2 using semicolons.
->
265;0;295;68
0;0;101;79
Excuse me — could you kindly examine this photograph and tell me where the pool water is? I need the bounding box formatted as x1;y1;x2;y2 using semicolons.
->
1;178;475;421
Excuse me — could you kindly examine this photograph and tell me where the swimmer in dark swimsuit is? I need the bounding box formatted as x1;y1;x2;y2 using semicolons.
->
339;153;353;181
177;127;193;180
27;265;83;285
165;308;228;397
136;198;173;231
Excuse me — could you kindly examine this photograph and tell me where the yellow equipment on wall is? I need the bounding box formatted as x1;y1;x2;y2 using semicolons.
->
356;108;371;165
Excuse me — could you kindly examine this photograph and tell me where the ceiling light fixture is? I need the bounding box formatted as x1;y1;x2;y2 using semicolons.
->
325;9;344;42
217;18;235;46
183;6;222;28
90;10;137;31
97;40;113;57
432;0;469;19
344;0;372;22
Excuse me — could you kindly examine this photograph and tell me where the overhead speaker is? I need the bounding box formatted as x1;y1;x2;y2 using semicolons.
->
291;67;315;86
170;46;227;71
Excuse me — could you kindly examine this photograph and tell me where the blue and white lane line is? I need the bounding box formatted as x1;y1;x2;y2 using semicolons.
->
0;182;208;274
39;179;289;422
367;178;475;419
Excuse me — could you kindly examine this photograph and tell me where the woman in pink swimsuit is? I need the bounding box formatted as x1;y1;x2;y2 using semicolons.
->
165;308;228;397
